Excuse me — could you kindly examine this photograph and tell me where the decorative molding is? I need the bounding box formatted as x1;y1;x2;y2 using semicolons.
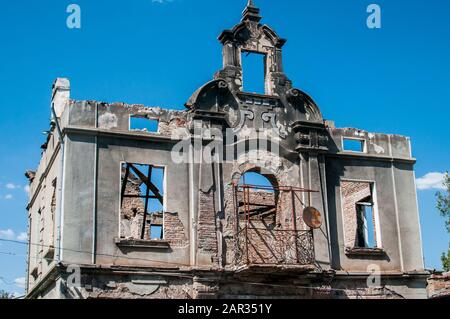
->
232;110;255;133
261;112;288;139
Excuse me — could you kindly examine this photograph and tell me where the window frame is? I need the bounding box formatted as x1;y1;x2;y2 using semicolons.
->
356;201;376;249
118;161;167;241
240;49;268;95
129;115;160;134
342;137;367;154
339;178;383;251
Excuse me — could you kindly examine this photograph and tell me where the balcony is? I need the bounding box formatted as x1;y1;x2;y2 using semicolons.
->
231;181;318;273
235;227;315;271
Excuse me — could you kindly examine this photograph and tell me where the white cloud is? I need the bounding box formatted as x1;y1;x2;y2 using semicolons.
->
416;172;446;191
4;194;13;200
0;229;27;241
24;185;30;195
17;232;28;242
12;292;24;298
14;277;26;288
5;183;22;190
0;229;15;240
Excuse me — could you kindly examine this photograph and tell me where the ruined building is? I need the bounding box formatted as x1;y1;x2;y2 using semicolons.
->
25;1;429;299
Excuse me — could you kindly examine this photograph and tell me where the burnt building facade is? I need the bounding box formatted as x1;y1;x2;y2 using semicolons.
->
25;1;428;299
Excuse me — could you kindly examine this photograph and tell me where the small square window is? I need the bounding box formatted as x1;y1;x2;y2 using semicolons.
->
150;225;163;240
130;116;159;133
343;138;365;153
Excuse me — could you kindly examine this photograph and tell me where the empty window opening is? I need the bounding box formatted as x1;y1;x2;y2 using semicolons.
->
130;116;159;133
239;172;274;191
120;163;165;240
234;172;318;266
343;138;365;153
238;172;277;223
356;201;376;248
341;181;379;249
150;225;163;240
241;51;266;94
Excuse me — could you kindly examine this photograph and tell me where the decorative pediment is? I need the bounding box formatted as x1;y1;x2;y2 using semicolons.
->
286;89;324;123
185;0;325;149
185;80;232;111
218;21;286;49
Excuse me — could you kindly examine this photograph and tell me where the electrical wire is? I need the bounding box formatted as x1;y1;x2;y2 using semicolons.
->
0;238;412;298
0;238;191;267
0;276;15;285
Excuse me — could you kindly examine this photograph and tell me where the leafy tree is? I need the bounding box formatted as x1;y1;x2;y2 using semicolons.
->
442;251;450;272
0;290;13;299
436;172;450;272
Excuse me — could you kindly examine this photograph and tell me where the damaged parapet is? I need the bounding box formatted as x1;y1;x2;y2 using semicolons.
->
61;100;189;136
328;127;413;160
51;78;71;119
25;0;428;300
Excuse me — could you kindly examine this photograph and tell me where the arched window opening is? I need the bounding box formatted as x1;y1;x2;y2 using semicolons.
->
238;171;278;225
239;172;273;190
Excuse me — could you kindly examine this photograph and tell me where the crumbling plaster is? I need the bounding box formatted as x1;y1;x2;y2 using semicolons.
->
25;1;428;299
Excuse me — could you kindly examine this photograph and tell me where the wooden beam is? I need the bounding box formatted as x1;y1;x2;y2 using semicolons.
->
129;164;164;205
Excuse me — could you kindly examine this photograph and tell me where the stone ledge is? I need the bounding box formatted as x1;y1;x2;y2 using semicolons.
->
345;247;386;257
114;238;171;250
327;152;416;164
234;264;316;275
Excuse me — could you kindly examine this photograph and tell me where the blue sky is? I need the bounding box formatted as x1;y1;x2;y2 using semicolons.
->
0;0;449;295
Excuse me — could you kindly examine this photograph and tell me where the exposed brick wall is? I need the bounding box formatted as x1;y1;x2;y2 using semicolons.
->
428;272;450;299
60;272;410;299
120;170;146;239
158;118;187;136
120;169;170;241
223;185;238;265
238;191;275;208
237;190;307;230
164;212;188;247
341;181;372;248
198;191;218;261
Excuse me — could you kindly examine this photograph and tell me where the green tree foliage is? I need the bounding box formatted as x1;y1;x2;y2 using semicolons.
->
436;172;450;231
436;172;449;271
0;290;13;299
442;251;450;272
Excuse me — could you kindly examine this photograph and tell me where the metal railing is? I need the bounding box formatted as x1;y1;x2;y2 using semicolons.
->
235;226;315;266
